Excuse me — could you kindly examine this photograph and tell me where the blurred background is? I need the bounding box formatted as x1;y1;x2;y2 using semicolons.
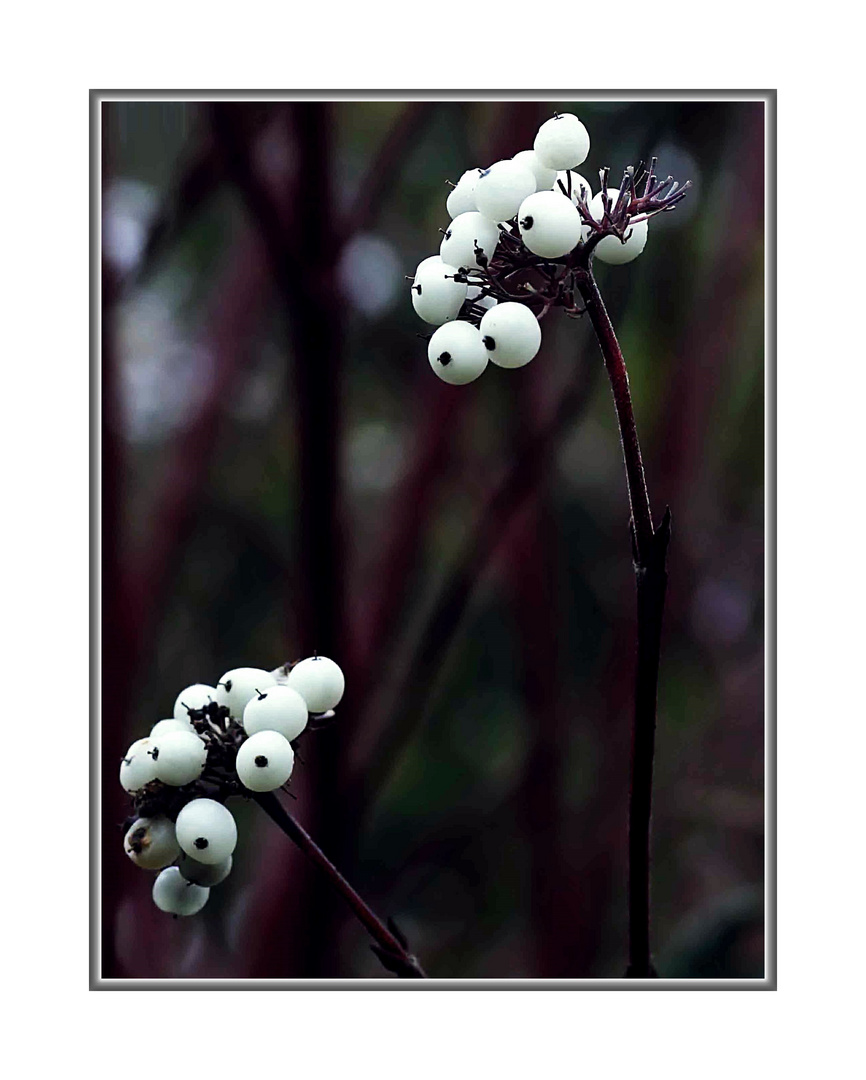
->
101;98;765;980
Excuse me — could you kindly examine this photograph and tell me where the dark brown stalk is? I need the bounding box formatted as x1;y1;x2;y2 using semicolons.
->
252;792;427;978
574;265;670;979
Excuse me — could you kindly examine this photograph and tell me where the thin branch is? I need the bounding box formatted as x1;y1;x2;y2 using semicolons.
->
573;269;654;560
573;263;670;979
252;792;427;978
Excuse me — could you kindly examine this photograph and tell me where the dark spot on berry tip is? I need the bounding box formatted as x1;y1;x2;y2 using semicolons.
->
224;680;232;692
132;826;147;841
194;837;209;850
483;336;495;350
149;747;159;760
479;168;490;177
520;216;533;229
438;351;452;366
444;229;452;240
414;283;422;294
254;755;269;768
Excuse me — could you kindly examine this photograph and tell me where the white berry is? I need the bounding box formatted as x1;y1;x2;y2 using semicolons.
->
411;260;467;325
286;655;346;713
175;798;238;865
556;172;596;241
124;815;180;869
479;303;542;369
415;255;444;275
517;190;583;258
555;170;594;205
236;730;295;792
243;684;309;741
426;321;488;386
152;866;209;916
178;852;233;887
446;168;483;217
467;285;497;312
473;160;537;223
512;150;557;192
214;667;278;718
439;212;500;270
534;113;590;170
590;189;649;265
119;738;158;793
152;729;207;786
173;684;217;721
151;717;192;738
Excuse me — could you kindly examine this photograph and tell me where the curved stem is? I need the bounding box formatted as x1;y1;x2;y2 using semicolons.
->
252;792;427;979
574;269;654;560
574;265;670;979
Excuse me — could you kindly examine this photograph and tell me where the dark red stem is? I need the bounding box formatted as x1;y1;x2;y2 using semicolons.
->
252;792;427;978
574;265;671;979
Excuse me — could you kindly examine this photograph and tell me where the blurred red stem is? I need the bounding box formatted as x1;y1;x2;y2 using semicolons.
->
340;102;438;241
349;360;595;803
252;792;427;978
575;267;670;979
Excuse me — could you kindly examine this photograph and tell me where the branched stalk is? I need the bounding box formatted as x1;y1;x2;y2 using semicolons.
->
574;264;671;979
252;792;427;979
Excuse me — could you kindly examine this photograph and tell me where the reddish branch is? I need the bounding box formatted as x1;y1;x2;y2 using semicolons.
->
253;792;427;978
573;265;671;979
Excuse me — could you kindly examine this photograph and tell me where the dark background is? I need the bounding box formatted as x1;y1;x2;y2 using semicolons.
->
101;98;765;979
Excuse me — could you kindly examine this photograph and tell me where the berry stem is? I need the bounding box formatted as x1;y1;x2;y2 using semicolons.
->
573;265;670;979
252;792;427;978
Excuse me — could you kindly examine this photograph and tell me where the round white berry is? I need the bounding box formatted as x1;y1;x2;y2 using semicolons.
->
439;212;500;271
446;168;483;218
151;729;207;786
178;852;233;887
151;717;193;738
214;667;278;718
173;684;217;721
411;260;467;325
236;730;295;792
119;738;158;793
152;866;209;916
124;815;180;869
426;321;488;386
590;189;649;265
512;150;557;192
517;190;583;259
555;170;594;205
415;255;444;275
286;655;346;713
534;113;590;170
557;172;596;241
466;285;497;312
175;798;238;865
473;160;537;223
479;303;542;369
243;684;309;741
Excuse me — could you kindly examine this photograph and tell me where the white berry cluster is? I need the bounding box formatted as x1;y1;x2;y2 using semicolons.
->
119;655;345;916
410;111;687;385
